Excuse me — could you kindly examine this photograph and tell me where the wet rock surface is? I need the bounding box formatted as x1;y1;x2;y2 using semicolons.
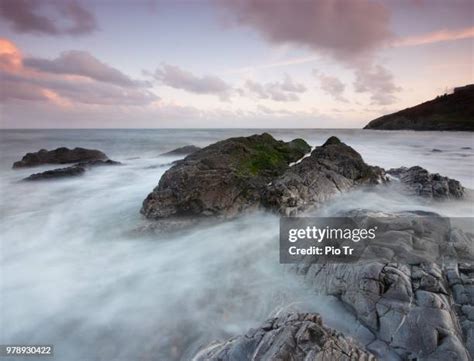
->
13;147;107;168
194;312;375;361
295;213;474;361
387;166;464;199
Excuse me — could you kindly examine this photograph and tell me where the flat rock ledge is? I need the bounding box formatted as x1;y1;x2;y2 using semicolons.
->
193;312;375;361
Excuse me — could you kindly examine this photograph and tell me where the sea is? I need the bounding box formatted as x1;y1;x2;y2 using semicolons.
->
1;129;473;360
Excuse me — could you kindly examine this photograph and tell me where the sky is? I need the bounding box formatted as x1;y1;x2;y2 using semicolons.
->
0;0;473;128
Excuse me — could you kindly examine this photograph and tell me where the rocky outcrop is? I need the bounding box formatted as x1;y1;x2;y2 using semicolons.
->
161;145;201;156
23;159;120;181
141;133;311;219
364;84;474;131
387;166;464;199
263;136;385;216
13;147;108;168
24;166;86;180
297;213;474;361
193;313;375;361
141;134;385;220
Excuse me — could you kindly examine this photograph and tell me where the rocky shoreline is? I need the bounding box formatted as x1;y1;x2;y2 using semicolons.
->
136;133;471;361
11;133;473;361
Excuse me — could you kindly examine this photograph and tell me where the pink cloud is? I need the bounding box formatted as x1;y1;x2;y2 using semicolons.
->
0;38;158;106
394;26;474;47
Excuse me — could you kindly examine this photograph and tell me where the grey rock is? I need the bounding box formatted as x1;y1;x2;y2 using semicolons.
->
142;135;384;220
24;166;86;180
193;313;375;361
23;159;121;181
13;147;107;168
262;136;385;215
387;166;464;199
299;213;474;361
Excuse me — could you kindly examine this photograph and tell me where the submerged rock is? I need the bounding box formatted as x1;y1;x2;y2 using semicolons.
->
24;166;86;180
193;312;375;361
141;133;311;219
387;166;464;199
161;145;201;156
23;159;121;181
13;147;107;168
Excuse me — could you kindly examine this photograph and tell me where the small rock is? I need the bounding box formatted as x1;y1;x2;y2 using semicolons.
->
13;147;108;168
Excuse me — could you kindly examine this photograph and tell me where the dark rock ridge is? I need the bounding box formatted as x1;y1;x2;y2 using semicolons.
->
193;313;375;361
23;159;120;181
263;136;384;216
141;133;311;219
13;147;107;168
161;145;201;156
24;166;86;181
387;166;464;199
141;134;385;219
297;212;474;361
364;84;474;131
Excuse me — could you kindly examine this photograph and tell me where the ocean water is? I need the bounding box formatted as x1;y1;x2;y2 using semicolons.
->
0;129;473;360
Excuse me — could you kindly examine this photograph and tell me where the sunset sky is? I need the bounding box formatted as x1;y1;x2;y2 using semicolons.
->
0;0;473;128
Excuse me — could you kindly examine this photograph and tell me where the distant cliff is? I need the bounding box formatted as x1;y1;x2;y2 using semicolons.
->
364;84;474;131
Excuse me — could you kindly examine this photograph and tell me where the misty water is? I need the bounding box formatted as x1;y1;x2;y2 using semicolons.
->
1;129;473;360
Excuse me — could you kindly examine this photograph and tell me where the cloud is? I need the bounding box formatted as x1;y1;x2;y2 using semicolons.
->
244;74;306;102
24;51;148;87
218;0;392;60
394;26;474;47
153;64;232;100
353;64;401;105
0;0;97;36
0;38;158;106
313;70;347;102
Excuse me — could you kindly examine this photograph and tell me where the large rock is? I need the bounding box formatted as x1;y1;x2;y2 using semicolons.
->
141;135;386;220
141;133;311;219
262;136;385;215
387;166;464;199
193;313;375;361
13;147;108;168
